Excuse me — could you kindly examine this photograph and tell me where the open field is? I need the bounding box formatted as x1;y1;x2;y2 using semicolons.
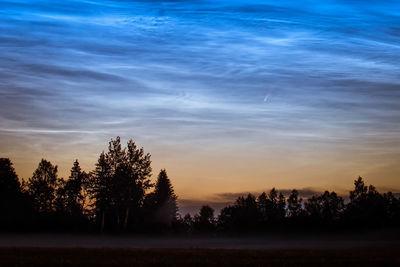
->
0;231;399;249
0;247;399;267
0;232;398;266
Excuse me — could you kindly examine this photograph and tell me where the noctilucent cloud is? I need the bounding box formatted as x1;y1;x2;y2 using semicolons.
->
1;0;400;205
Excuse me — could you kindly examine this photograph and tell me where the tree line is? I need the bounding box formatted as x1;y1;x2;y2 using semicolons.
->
0;137;399;233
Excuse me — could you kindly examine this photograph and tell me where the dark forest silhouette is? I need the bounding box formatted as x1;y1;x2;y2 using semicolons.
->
0;137;399;233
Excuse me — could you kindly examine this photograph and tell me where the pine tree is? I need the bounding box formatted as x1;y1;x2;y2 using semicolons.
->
56;160;87;218
0;158;24;228
152;169;178;225
0;158;21;198
90;151;113;232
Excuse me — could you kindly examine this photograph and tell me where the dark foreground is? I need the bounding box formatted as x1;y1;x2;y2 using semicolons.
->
0;247;399;267
0;232;399;266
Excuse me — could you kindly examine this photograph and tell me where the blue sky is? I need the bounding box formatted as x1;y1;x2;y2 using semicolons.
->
1;0;400;206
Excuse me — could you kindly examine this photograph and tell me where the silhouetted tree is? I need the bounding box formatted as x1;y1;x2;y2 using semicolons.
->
382;192;400;225
89;137;152;232
0;158;30;229
218;194;262;231
55;177;67;214
182;213;194;233
266;188;279;220
305;191;344;225
257;192;268;221
346;177;387;227
27;159;59;214
151;169;178;226
89;152;113;232
118;138;152;230
277;192;286;220
218;205;236;231
194;205;215;232
350;176;368;202
257;188;285;224
0;158;21;197
56;160;89;226
237;194;262;228
287;189;303;219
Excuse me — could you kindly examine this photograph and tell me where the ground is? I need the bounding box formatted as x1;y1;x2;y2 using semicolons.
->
0;232;398;266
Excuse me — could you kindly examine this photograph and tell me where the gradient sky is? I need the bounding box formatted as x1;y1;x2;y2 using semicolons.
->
1;0;400;211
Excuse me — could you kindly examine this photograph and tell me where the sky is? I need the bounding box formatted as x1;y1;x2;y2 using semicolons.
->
1;0;400;212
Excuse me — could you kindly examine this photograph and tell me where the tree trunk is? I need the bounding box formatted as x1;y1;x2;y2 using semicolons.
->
100;210;105;233
123;207;129;231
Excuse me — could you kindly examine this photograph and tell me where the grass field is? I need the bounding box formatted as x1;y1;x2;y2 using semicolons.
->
0;247;399;267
